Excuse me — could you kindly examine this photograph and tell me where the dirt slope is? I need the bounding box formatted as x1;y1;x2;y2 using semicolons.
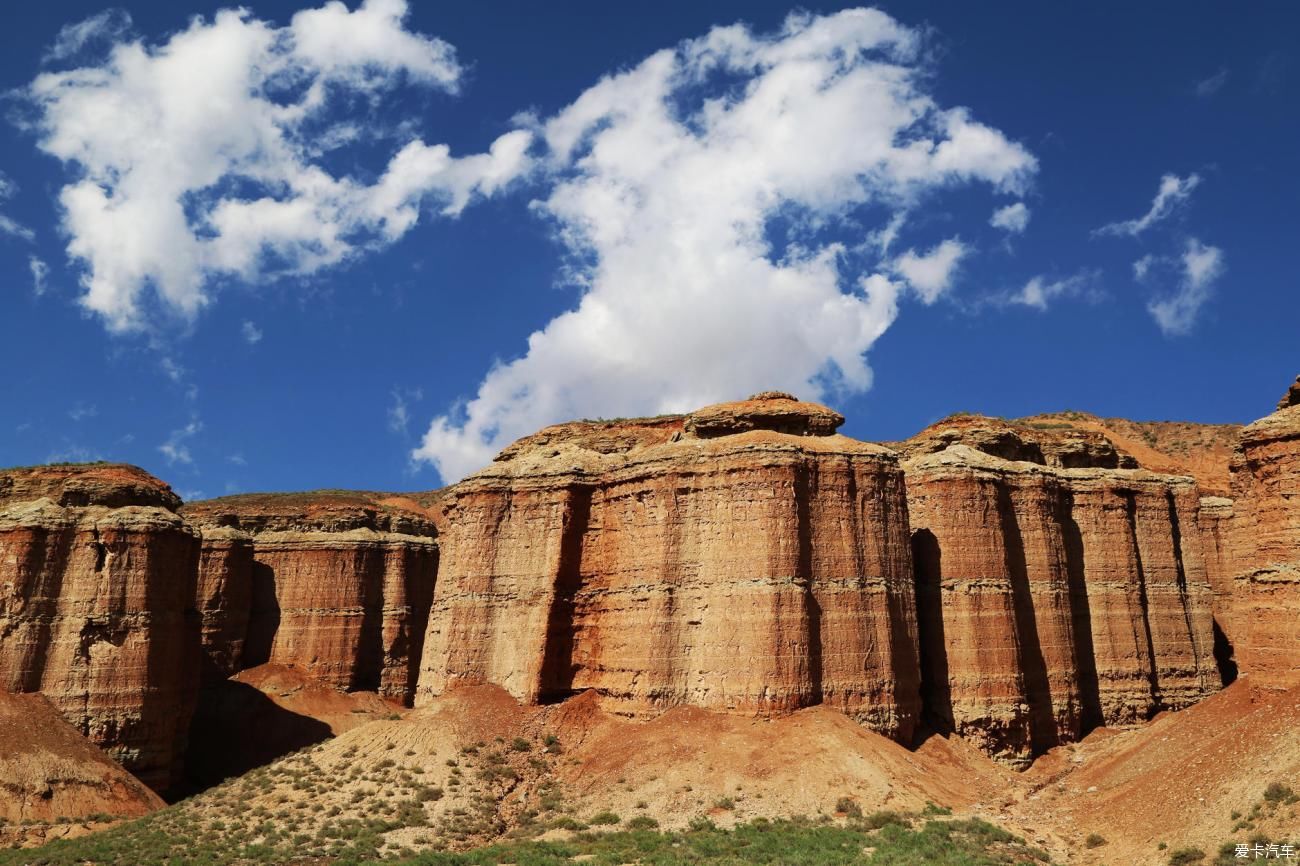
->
0;692;162;845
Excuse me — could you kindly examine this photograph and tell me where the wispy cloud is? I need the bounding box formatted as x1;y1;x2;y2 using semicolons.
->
44;9;133;63
1003;271;1099;312
1095;173;1201;237
0;172;35;242
1146;238;1224;336
388;387;423;435
1194;67;1229;97
159;420;202;466
241;321;263;345
68;402;97;422
28;256;49;296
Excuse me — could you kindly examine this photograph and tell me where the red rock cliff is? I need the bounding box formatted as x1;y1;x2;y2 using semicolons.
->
0;464;200;791
181;493;438;704
1228;393;1300;689
416;393;922;742
899;418;1219;765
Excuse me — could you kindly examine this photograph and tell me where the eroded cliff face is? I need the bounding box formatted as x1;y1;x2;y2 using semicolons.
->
1228;399;1300;689
417;393;922;742
181;493;438;704
0;465;200;791
901;418;1218;766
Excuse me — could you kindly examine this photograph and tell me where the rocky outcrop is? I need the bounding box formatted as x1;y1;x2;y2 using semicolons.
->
417;393;922;742
901;419;1218;765
1276;375;1300;411
900;414;1139;470
182;493;438;704
0;464;200;791
1228;401;1300;689
0;691;162;825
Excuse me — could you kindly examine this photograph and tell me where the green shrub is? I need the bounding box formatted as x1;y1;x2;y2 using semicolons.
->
1169;848;1207;866
510;737;532;752
834;797;862;818
625;815;659;830
588;811;621;826
1085;833;1107;848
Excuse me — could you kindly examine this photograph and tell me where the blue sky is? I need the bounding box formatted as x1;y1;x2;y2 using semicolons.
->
1;1;1296;498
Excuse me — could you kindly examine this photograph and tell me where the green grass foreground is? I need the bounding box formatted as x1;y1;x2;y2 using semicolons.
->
1;814;1053;866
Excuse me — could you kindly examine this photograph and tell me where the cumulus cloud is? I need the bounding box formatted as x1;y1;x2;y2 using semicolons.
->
1194;67;1229;98
1146;238;1224;336
27;0;532;332
44;9;133;62
241;321;263;344
159;419;202;466
990;201;1030;233
892;239;968;303
1095;172;1201;237
412;9;1037;482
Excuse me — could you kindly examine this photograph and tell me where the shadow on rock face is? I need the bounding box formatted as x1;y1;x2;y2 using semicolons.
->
178;679;332;798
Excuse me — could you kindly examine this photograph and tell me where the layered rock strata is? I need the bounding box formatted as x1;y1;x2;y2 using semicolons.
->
1228;399;1300;689
182;493;438;703
0;465;200;791
901;421;1218;765
417;393;923;742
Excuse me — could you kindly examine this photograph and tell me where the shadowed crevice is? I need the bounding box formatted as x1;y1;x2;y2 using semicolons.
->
997;485;1057;756
910;528;953;737
537;486;593;704
1212;617;1239;686
242;562;280;669
1061;492;1103;735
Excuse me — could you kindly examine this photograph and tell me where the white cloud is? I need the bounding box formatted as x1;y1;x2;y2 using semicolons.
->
413;9;1037;482
1005;271;1096;311
1095;172;1201;237
28;0;532;333
159;419;202;466
44;9;133;63
241;321;263;344
28;256;50;296
990;201;1030;234
1147;238;1224;336
1195;67;1229;98
891;239;968;303
0;172;35;242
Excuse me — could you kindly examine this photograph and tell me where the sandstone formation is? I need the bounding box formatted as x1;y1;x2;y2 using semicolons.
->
1017;412;1242;497
900;418;1218;765
1228;400;1300;689
1276;375;1300;411
0;691;162;825
0;464;200;791
417;393;923;742
181;493;438;704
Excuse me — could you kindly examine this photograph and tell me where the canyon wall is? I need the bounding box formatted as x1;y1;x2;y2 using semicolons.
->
1;381;1293;784
181;494;439;704
416;393;923;742
0;465;200;791
900;417;1218;765
1227;393;1300;689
